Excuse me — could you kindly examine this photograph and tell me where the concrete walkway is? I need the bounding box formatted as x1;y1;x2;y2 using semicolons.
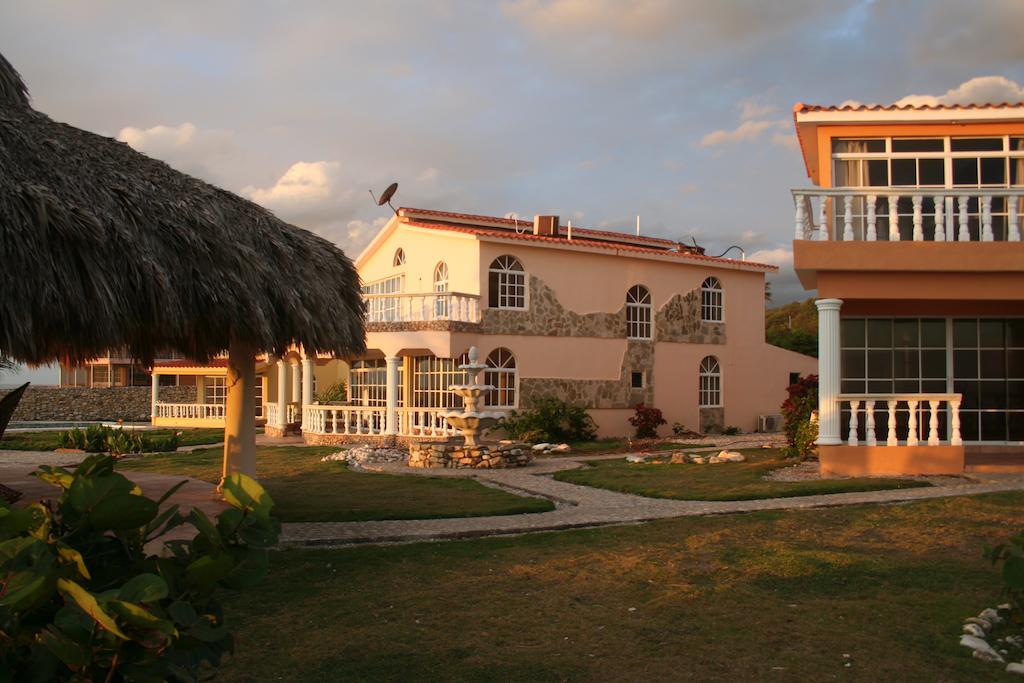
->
279;455;1024;547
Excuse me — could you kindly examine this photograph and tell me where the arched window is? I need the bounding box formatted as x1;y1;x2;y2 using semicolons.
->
626;285;652;340
701;277;723;322
434;261;449;318
488;255;526;309
699;356;722;407
485;348;517;408
393;248;406;267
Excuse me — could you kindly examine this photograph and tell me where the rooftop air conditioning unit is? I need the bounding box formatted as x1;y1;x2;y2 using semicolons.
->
758;414;784;433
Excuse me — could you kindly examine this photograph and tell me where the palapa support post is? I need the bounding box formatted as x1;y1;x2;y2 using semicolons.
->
221;338;258;488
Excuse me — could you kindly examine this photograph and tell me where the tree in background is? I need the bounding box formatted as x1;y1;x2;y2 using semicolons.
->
765;298;818;357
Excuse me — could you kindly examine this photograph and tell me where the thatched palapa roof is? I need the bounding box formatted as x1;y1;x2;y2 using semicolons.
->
0;52;365;365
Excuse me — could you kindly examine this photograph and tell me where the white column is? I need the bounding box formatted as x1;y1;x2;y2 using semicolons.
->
301;357;314;407
385;356;400;435
150;372;159;422
276;359;288;428
290;361;301;405
816;298;843;446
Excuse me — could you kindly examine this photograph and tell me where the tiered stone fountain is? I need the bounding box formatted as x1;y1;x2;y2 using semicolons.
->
406;347;532;469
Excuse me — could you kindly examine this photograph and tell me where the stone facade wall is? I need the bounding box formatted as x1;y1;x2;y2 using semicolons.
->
10;385;195;422
366;320;479;333
519;341;654;410
699;407;725;433
407;441;532;469
655;290;726;344
301;432;451;448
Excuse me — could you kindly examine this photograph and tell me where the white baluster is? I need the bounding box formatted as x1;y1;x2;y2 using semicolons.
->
906;400;919;446
888;195;900;241
866;195;877;241
928;400;940;446
933;195;945;241
982;195;993;241
843;195;854;241
818;196;829;241
1010;198;1021;242
343;410;350;434
865;400;876;446
887;400;898;446
847;400;860;446
912;195;923;241
794;197;806;240
958;195;970;241
950;398;963;446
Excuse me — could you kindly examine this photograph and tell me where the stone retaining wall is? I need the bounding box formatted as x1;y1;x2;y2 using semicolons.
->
407;441;532;469
302;432;452;448
10;385;195;422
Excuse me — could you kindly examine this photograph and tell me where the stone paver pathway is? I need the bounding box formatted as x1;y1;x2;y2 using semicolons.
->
280;455;1024;547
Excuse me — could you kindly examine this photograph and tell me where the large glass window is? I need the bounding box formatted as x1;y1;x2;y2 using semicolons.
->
433;261;449;318
953;319;1024;442
362;275;404;322
488;256;526;309
699;356;721;407
412;355;468;409
701;277;723;322
204;376;227;405
484;348;517;409
349;359;403;407
626;285;652;340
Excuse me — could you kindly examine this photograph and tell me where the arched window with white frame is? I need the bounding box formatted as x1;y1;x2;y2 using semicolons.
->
701;277;723;322
626;285;652;340
393;248;406;267
433;261;449;318
484;348;517;409
488;255;526;309
699;356;722;407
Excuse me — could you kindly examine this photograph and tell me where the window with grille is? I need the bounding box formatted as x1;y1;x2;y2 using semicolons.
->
434;261;449;318
701;277;723;322
205;376;227;405
487;255;526;309
393;248;405;266
91;365;110;386
626;285;652;339
349;359;402;407
699;356;721;407
361;275;404;322
484;348;517;408
412;355;468;409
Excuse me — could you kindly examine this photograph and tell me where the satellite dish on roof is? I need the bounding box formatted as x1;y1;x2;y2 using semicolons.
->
368;182;399;215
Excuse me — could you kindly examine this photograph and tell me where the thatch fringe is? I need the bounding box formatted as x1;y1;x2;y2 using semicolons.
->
0;52;365;365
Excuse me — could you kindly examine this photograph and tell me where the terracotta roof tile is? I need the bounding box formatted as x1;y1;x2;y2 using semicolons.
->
153;359;229;369
794;101;1024;113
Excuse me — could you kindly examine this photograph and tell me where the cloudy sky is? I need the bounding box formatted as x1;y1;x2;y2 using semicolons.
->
2;0;1023;384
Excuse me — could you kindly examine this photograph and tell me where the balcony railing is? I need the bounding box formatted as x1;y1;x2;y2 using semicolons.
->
302;405;461;438
837;393;962;447
793;188;1024;242
154;402;226;421
364;292;480;324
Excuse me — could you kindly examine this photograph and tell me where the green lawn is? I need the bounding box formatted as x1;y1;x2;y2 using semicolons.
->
566;438;704;454
213;491;1020;681
0;427;225;451
553;450;932;501
119;445;554;522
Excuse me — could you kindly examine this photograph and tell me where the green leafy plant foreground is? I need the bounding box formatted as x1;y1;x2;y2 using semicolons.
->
984;529;1024;630
0;455;279;681
314;381;347;404
57;426;180;455
500;397;597;443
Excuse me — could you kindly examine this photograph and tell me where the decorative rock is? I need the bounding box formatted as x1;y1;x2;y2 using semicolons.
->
707;456;722;464
1007;662;1024;675
625;455;647;464
960;635;1004;662
322;445;408;468
980;608;1004;625
532;443;551;451
670;453;687;464
963;623;987;638
964;617;992;631
690;456;706;464
551;443;571;453
717;451;746;462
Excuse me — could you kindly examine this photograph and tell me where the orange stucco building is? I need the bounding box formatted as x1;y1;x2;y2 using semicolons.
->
792;101;1024;474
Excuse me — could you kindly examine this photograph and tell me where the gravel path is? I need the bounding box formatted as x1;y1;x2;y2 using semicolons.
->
280;455;1024;547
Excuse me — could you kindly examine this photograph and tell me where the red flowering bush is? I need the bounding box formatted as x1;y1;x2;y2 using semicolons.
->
629;403;666;439
781;374;818;459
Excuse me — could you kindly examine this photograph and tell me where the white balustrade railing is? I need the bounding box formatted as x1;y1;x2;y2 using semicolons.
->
364;292;480;324
793;189;1024;242
286;403;301;424
265;402;280;427
154;402;226;421
301;405;463;438
837;393;962;447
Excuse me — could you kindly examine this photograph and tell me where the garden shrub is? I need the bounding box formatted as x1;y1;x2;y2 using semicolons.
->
315;381;347;404
722;425;741;436
984;530;1024;625
781;374;818;459
56;426;180;455
629;403;666;439
0;454;279;681
500;396;597;443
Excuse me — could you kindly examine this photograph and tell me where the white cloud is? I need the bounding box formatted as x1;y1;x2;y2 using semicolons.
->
739;99;777;121
248;161;343;206
417;167;440;182
699;118;788;147
117;122;236;183
894;76;1024;107
748;247;793;268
